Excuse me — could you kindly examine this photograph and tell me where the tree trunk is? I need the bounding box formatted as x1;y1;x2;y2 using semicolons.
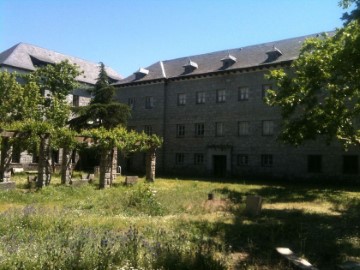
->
146;149;156;182
99;148;113;189
61;146;72;185
37;134;51;188
0;138;13;182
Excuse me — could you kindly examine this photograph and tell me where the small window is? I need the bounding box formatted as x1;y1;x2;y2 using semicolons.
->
238;87;249;101
73;95;80;107
343;155;358;174
144;125;152;135
128;97;136;109
261;154;273;167
145;96;154;109
177;93;186;106
194;153;204;165
262;84;272;98
216;89;226;103
176;124;185;137
196;91;206;104
175;153;185;165
195;123;205;137
237;154;249;166
307;155;322;173
215;122;224;137
238;121;250;136
262;120;274;136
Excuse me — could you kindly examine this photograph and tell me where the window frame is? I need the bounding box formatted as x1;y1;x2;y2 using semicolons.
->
215;122;224;137
238;87;249;101
144;125;152;135
194;153;204;165
216;89;226;103
176;124;185;137
238;121;250;136
261;154;273;167
196;91;206;104
194;123;205;137
175;153;185;165
237;154;249;166
145;96;154;109
262;120;274;136
177;93;186;106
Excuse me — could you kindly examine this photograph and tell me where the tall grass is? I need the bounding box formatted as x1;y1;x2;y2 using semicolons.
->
0;174;359;269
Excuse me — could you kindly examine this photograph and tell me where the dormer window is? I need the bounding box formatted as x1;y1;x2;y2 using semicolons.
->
134;67;149;80
265;46;283;62
183;59;198;74
221;54;237;69
29;55;53;68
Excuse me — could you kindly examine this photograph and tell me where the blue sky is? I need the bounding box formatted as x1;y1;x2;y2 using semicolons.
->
1;0;347;78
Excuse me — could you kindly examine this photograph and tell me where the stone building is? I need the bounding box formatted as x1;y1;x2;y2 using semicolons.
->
114;33;359;181
0;42;122;168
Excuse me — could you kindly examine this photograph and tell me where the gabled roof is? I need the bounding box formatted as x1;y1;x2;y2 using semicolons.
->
0;43;122;85
114;32;332;85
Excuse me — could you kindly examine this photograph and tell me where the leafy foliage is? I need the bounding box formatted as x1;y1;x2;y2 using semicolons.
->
69;62;130;130
266;6;360;147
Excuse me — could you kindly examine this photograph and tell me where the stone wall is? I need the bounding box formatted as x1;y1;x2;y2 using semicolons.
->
115;68;360;181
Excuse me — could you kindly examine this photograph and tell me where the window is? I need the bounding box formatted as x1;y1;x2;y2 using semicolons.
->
144;125;152;135
308;155;322;173
262;84;272;98
343;155;358;174
145;96;154;109
195;123;205;137
177;93;186;106
216;89;226;103
176;124;185;137
175;153;185;165
238;121;250;136
237;154;249;166
196;91;206;104
128;97;136;109
73;95;80;107
262;120;274;136
215;122;224;137
194;153;204;165
261;154;273;167
238;87;249;101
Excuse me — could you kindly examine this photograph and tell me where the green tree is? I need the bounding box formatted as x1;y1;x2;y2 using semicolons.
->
69;62;130;130
265;2;360;148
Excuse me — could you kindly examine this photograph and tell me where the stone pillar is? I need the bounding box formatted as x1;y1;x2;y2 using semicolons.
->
99;148;113;189
0;138;12;182
146;149;156;182
37;134;51;188
60;146;72;185
110;147;118;183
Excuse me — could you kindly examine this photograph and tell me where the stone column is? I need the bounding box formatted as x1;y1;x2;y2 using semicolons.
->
99;148;113;189
110;147;118;184
60;146;72;185
0;138;13;182
37;134;51;188
146;148;156;182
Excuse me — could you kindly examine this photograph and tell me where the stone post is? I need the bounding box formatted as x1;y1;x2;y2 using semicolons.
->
0;138;13;182
37;134;51;188
110;147;118;184
99;148;113;189
146;148;156;182
60;146;72;185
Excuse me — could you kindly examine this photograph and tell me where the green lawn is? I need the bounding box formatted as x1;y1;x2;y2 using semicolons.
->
0;174;359;269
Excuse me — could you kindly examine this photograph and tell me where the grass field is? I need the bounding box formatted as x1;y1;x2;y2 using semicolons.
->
0;174;359;269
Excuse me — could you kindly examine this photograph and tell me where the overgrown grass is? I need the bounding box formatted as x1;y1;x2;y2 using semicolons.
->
0;174;359;269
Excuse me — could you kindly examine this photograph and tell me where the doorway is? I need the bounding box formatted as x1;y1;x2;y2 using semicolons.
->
213;155;227;177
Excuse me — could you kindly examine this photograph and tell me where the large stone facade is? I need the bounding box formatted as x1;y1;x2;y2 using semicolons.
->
115;33;359;181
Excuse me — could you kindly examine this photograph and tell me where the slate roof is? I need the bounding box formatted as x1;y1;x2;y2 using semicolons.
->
0;43;122;85
114;32;331;85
